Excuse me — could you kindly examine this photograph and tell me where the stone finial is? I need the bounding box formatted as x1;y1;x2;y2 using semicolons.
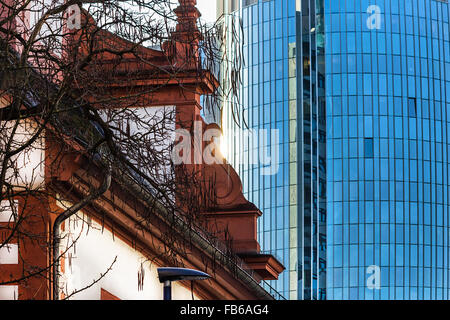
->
165;0;203;69
173;0;201;37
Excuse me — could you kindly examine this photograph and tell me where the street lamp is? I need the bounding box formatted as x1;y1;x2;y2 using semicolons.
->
157;267;211;300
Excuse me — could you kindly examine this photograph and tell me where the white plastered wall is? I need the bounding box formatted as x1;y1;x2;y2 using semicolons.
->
0;119;45;190
57;202;201;301
99;106;176;186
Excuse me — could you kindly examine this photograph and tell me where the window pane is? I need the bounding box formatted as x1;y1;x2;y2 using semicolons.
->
408;97;417;117
364;138;374;158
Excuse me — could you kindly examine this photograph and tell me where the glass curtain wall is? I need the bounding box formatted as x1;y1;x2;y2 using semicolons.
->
220;0;450;300
220;0;326;300
325;0;450;300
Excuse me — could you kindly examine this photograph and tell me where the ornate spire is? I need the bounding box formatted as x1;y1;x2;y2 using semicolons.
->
172;0;202;41
164;0;202;69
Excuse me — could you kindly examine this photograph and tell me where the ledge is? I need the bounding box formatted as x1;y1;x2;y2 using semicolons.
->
238;253;285;281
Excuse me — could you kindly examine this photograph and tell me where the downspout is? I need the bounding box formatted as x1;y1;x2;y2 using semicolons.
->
52;166;112;300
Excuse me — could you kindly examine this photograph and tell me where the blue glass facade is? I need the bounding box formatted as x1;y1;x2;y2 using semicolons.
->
219;0;450;300
326;0;450;300
220;0;300;300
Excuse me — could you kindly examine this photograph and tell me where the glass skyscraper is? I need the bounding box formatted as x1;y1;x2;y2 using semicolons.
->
218;0;450;300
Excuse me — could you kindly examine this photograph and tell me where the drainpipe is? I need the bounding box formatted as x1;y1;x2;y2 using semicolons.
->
52;165;112;300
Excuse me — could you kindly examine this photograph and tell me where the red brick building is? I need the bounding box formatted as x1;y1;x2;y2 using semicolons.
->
0;0;283;300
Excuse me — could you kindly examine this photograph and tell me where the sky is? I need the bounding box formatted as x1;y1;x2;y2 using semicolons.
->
197;0;217;24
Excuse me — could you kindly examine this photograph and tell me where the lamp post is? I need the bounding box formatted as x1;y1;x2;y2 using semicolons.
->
157;267;211;300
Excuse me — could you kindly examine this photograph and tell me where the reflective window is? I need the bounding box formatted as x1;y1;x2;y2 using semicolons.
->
408;98;417;118
364;138;374;158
